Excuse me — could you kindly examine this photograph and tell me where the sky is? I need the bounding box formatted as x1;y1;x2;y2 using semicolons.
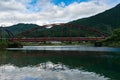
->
0;0;120;26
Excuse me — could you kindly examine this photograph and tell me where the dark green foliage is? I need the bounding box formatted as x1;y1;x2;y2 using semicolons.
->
8;41;23;48
103;28;120;47
20;26;99;37
0;40;23;49
0;23;43;38
6;23;41;35
0;40;8;49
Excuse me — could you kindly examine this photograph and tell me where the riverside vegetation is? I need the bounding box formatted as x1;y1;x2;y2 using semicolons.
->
0;28;120;49
102;28;120;47
0;40;22;49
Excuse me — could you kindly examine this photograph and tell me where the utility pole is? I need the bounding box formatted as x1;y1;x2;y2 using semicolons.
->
1;24;5;42
1;25;3;42
0;25;1;39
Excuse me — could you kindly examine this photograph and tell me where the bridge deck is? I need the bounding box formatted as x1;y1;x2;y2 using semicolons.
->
8;37;105;42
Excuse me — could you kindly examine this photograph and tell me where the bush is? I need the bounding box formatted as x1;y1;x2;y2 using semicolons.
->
8;41;23;48
0;40;23;49
102;28;120;47
0;40;8;49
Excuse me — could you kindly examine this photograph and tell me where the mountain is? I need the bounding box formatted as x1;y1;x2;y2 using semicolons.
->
0;23;44;37
6;23;41;34
49;3;120;37
1;3;120;38
69;3;120;34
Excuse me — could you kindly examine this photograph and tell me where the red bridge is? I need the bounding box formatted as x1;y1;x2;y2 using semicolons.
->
9;37;105;42
1;23;107;42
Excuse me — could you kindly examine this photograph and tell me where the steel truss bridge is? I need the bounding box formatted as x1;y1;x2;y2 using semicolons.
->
8;37;105;42
0;23;107;42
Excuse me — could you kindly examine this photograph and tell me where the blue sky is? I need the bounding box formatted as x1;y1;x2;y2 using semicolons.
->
0;0;120;26
26;0;120;13
52;0;88;5
29;0;38;6
29;0;120;6
28;0;120;6
27;0;89;12
29;0;88;6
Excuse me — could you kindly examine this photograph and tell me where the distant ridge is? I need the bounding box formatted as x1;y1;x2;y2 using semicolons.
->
69;3;120;33
6;23;42;35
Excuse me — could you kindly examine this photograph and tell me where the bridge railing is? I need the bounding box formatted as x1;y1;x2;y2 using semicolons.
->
8;37;106;42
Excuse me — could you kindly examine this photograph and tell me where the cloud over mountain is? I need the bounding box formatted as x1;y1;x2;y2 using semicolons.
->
0;0;119;26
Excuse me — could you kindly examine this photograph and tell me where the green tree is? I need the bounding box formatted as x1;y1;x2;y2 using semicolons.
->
103;28;120;47
0;40;8;49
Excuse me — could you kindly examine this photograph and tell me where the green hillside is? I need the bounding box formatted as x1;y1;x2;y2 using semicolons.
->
70;3;120;34
6;23;41;35
47;4;120;37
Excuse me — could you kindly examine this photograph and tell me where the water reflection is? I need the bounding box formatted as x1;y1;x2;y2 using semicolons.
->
0;50;120;80
0;62;109;80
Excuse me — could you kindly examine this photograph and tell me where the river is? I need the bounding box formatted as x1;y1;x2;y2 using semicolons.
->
0;46;120;80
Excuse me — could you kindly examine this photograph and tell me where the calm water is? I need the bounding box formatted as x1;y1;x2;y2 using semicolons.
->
0;46;120;80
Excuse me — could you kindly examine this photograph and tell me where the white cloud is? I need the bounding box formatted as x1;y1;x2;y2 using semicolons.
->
0;0;119;26
0;0;26;12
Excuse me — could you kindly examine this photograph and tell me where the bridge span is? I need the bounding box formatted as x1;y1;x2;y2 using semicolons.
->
8;37;105;42
0;23;107;44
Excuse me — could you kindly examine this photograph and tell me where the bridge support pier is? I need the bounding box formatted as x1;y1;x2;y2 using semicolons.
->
94;42;103;47
43;41;46;44
68;41;72;44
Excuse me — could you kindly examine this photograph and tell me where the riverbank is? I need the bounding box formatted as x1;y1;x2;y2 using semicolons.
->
102;28;120;47
20;41;120;47
97;27;120;47
102;41;120;47
22;41;93;46
0;40;23;49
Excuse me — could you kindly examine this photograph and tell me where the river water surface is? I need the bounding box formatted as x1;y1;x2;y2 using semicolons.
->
0;46;120;80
